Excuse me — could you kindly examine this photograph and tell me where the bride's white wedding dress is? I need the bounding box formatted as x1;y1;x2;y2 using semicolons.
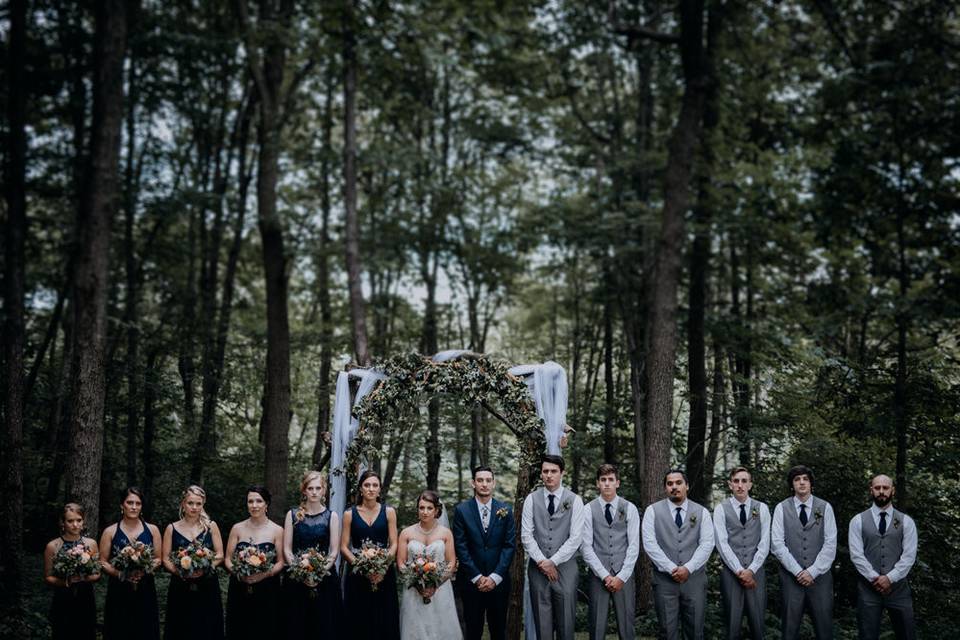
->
400;539;463;640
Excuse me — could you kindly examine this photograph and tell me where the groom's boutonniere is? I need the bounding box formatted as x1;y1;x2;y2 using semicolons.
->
814;508;823;525
617;505;626;522
751;506;760;520
496;507;508;519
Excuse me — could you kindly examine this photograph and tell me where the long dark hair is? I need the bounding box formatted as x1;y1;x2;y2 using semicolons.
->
416;490;443;518
117;486;147;534
355;470;383;505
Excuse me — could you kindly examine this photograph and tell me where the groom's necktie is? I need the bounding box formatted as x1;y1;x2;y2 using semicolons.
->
605;503;613;525
481;505;489;532
548;494;556;516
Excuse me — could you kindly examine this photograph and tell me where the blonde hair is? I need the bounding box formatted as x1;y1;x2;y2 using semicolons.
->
179;485;212;533
59;502;85;533
296;470;327;523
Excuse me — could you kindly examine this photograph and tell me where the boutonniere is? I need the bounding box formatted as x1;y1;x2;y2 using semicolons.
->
558;499;572;514
689;514;698;526
617;505;626;522
751;507;760;520
496;507;508;520
893;517;901;529
813;508;823;524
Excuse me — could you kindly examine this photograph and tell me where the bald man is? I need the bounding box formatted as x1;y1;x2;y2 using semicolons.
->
848;475;917;640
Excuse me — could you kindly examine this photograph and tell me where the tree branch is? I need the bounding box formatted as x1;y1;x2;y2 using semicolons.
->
232;0;272;113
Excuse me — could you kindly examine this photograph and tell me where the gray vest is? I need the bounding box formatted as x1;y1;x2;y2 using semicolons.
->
778;496;827;569
652;499;708;574
531;488;578;565
721;499;765;567
589;498;631;574
860;508;905;576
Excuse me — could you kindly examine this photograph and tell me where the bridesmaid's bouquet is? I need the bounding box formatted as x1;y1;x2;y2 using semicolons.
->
287;547;331;589
232;544;276;580
351;539;391;591
52;543;99;583
399;552;447;604
112;541;155;589
171;539;216;582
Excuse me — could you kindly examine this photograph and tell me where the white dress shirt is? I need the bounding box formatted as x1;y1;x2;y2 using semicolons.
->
471;497;504;586
580;495;641;582
712;497;771;574
521;486;585;565
641;499;715;574
771;495;837;579
848;504;917;583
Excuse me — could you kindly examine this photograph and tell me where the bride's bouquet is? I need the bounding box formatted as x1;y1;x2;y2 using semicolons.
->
112;540;155;590
287;547;331;588
52;543;99;583
399;551;448;604
351;539;391;591
171;539;216;582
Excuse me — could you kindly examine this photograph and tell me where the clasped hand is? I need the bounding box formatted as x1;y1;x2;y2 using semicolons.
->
537;559;559;582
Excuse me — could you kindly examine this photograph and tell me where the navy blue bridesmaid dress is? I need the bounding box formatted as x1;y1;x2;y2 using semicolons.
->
49;538;97;640
225;541;280;640
103;524;161;640
164;527;224;639
283;508;340;636
344;504;400;640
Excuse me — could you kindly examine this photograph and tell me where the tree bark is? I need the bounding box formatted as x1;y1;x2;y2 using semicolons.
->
343;0;371;366
65;0;132;535
2;0;27;606
641;0;709;513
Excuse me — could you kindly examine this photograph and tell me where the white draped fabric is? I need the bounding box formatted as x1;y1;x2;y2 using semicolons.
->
508;361;568;455
431;349;471;362
328;368;387;517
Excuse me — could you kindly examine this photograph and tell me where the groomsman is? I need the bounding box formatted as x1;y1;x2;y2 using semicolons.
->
771;465;837;640
848;474;917;640
713;466;770;640
521;454;584;640
641;469;714;640
452;465;517;640
580;464;640;640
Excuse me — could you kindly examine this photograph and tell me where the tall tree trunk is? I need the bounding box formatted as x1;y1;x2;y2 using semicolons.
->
142;349;160;511
641;0;709;513
603;277;616;464
343;0;371;366
313;69;336;470
65;0;131;534
2;0;27;606
704;339;725;490
123;54;141;487
894;209;909;505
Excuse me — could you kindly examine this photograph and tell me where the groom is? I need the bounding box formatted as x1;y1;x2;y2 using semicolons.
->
453;465;517;640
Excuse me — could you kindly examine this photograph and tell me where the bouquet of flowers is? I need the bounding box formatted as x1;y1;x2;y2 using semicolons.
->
351;539;391;591
287;547;331;589
171;539;216;581
232;544;275;580
112;540;155;589
52;543;99;582
399;551;447;604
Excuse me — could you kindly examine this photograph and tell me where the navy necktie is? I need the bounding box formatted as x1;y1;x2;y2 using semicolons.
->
739;504;747;526
675;507;683;529
605;503;613;525
879;512;887;535
548;494;555;516
799;504;808;526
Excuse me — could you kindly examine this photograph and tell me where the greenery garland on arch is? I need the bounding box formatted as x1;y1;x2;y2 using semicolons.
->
345;351;546;483
343;351;549;639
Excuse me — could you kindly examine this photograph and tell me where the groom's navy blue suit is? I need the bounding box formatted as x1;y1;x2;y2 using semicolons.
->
453;497;516;640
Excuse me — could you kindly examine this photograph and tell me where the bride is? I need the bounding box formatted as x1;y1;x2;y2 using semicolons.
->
397;490;463;640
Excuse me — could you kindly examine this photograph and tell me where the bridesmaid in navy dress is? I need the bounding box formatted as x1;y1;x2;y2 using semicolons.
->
99;487;162;640
43;503;99;640
161;485;225;639
282;470;340;635
340;470;400;640
224;485;284;640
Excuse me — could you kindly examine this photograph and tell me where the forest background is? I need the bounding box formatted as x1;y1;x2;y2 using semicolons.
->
1;0;958;638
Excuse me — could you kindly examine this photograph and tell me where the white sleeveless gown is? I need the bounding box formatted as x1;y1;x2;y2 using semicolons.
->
399;539;463;640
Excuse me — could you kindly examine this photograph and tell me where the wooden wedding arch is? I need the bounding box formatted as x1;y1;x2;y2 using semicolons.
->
342;351;549;640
